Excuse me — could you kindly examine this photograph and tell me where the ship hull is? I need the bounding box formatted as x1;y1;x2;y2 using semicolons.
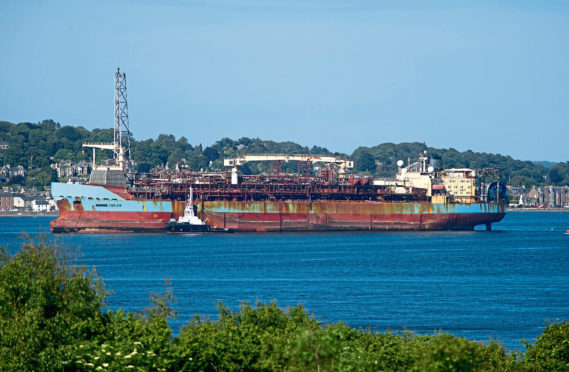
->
49;182;182;233
201;200;505;232
50;210;172;233
166;221;212;233
49;182;505;233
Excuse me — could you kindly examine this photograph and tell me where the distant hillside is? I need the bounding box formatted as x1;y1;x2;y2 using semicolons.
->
533;161;556;169
0;119;568;188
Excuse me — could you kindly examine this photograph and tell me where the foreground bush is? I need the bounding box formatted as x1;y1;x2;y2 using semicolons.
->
0;235;106;370
0;236;567;371
523;321;569;371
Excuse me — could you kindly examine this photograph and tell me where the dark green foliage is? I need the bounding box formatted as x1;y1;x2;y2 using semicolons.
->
24;167;59;187
66;283;178;370
136;162;152;173
548;163;569;186
523;321;569;371
0;120;93;188
353;148;377;173
410;333;519;371
172;301;321;371
0;234;107;370
1;120;568;187
202;146;219;161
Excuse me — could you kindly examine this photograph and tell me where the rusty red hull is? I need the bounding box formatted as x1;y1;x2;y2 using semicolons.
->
51;209;504;233
203;211;505;232
49;183;506;233
49;197;173;233
201;200;505;232
50;209;172;233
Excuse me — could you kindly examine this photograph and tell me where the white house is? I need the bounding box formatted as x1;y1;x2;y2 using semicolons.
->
32;199;51;212
13;195;25;210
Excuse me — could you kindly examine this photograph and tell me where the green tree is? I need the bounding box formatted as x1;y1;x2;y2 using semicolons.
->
0;235;107;370
353;148;376;173
203;147;219;161
53;148;74;162
548;163;569;185
524;321;569;371
68;280;177;370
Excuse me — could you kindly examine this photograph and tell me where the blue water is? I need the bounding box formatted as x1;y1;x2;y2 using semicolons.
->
1;212;568;351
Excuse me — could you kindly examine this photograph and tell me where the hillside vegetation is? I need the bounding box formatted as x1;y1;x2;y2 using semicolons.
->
1;235;569;371
1;119;568;188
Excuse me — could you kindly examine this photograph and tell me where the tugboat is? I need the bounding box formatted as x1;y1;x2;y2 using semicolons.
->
166;187;211;233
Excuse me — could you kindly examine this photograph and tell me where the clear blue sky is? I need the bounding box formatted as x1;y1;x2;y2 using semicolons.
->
1;0;568;161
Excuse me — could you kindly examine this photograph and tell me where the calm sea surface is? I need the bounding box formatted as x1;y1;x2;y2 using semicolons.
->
1;212;568;351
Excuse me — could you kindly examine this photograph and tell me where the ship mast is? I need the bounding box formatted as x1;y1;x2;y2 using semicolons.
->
114;68;133;175
82;68;133;186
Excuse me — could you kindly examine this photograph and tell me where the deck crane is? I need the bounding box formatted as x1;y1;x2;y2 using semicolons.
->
224;154;354;184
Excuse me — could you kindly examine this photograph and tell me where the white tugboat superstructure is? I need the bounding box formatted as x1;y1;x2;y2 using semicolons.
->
167;187;211;232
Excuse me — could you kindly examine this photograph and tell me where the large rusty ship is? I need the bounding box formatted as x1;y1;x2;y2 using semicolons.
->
49;152;506;233
49;69;506;233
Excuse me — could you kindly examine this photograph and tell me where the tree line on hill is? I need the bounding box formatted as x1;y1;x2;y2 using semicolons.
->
1;235;568;370
1;119;568;188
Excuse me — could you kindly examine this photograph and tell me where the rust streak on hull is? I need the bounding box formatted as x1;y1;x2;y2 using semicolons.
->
49;187;506;234
200;200;506;232
202;211;505;232
50;205;172;234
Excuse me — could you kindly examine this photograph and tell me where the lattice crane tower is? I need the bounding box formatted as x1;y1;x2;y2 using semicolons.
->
114;68;132;172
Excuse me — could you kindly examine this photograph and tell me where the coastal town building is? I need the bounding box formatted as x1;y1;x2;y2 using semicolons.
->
32;199;51;212
14;195;25;209
0;188;56;213
51;160;91;178
0;192;14;210
0;192;25;211
510;185;569;208
0;164;26;182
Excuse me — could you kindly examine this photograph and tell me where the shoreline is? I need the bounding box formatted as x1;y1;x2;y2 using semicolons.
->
0;212;58;217
507;208;569;212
